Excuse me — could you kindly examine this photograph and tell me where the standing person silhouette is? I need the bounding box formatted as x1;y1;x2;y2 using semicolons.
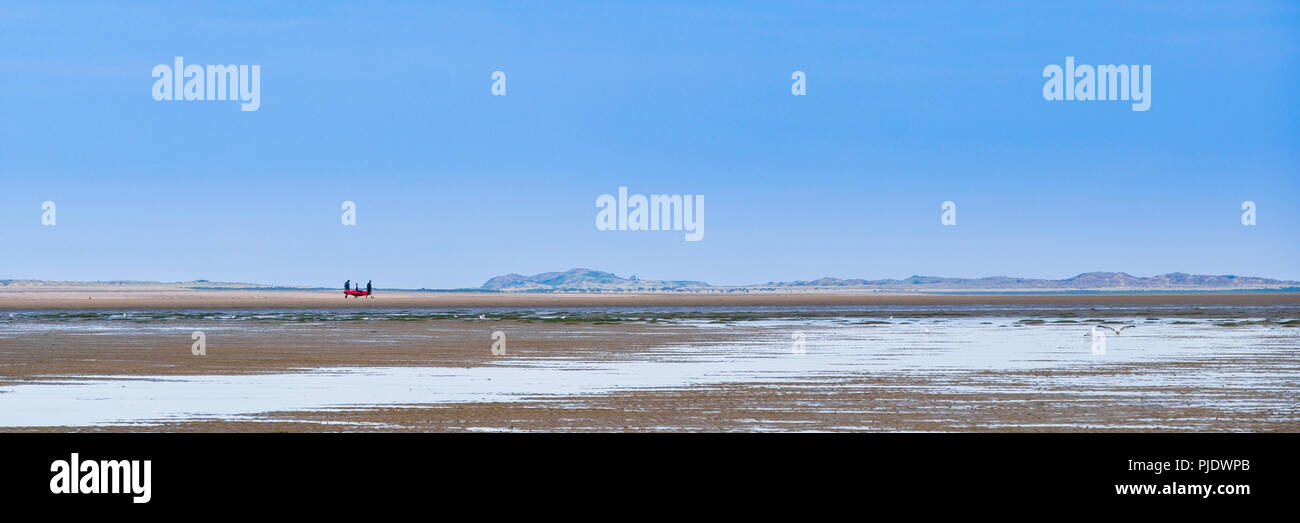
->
345;280;350;291
366;281;372;295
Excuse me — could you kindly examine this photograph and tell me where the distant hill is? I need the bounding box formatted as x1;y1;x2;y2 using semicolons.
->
481;270;1299;292
481;269;710;292
765;272;1296;291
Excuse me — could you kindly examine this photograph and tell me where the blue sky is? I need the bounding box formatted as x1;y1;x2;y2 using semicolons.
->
2;1;1297;288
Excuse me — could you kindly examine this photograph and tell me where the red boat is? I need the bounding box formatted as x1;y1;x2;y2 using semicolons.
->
343;281;374;298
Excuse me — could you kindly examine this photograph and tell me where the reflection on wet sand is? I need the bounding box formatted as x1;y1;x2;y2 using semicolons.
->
0;305;1296;431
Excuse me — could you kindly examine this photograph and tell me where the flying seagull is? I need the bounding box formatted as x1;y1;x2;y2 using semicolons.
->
1088;324;1135;336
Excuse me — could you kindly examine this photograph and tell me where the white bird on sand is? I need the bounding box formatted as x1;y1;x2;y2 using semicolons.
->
1088;324;1135;336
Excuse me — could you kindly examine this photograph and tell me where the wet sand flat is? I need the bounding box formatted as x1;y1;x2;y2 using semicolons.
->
1;292;1297;432
115;360;1299;433
0;319;712;384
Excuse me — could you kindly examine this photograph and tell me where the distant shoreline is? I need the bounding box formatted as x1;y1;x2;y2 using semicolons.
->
9;269;1297;295
2;287;1299;310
